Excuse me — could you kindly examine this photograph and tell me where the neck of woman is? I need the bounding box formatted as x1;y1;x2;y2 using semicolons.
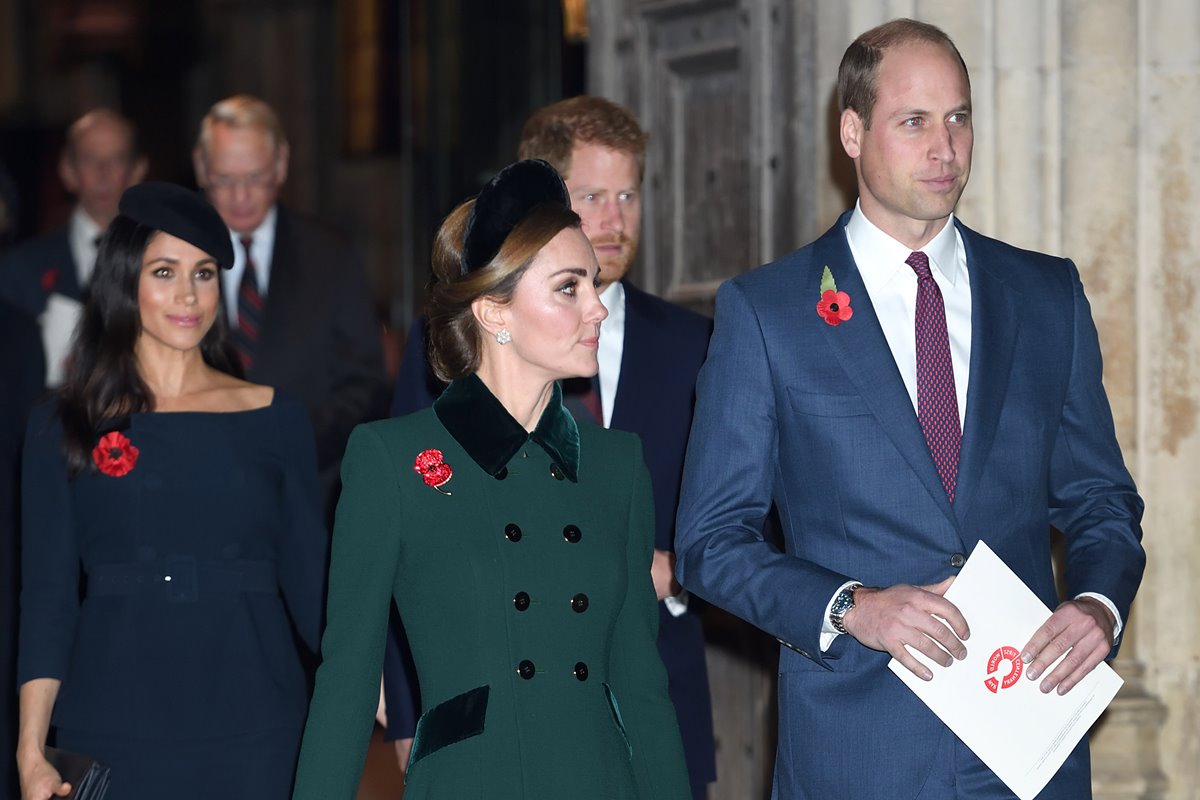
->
135;343;215;405
474;359;555;433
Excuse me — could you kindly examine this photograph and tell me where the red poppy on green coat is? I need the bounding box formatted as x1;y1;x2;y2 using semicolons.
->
414;448;453;494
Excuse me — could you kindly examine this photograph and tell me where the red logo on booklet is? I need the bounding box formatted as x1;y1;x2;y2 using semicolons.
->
984;645;1023;693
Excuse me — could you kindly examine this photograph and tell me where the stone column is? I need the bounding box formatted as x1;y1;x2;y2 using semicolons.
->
1133;2;1200;798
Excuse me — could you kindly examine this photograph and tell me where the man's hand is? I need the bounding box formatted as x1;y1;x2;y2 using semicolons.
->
1020;597;1115;695
842;577;970;681
651;549;681;600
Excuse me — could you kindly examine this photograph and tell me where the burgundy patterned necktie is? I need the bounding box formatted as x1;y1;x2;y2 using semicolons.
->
234;236;263;371
907;250;961;502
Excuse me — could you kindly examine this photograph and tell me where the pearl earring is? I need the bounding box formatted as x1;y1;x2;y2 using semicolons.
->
495;328;512;345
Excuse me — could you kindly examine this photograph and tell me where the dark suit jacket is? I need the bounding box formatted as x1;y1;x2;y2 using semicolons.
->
675;213;1146;799
382;281;717;792
246;206;388;514
0;224;82;317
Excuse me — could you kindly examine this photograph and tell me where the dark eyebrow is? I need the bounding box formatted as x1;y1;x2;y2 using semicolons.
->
144;256;219;268
549;267;590;279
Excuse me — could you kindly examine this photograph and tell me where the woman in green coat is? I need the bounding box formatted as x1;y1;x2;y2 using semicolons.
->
292;160;689;799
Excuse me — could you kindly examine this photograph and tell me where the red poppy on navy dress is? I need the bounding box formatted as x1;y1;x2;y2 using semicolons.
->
41;266;60;294
414;448;453;494
92;431;139;477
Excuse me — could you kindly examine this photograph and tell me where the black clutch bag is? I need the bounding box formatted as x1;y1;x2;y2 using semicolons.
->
44;746;110;800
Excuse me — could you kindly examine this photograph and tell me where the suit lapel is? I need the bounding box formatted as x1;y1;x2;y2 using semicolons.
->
951;223;1019;524
813;217;958;529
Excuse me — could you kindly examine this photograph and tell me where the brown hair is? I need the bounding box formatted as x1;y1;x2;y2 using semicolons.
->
195;94;288;156
518;96;648;180
837;18;970;129
425;200;581;382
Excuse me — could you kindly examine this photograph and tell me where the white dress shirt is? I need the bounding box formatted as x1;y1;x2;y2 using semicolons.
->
596;281;625;427
596;280;687;616
42;207;101;386
221;206;278;324
819;203;1120;650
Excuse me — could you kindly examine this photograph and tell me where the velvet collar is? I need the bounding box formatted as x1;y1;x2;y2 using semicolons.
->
434;373;581;482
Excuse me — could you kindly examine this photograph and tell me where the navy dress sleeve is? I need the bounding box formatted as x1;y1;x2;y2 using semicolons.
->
272;392;331;654
18;402;79;685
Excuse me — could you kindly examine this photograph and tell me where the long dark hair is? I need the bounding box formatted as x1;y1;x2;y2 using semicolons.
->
58;215;242;476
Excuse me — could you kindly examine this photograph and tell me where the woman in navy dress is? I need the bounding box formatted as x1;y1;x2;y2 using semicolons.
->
16;183;328;800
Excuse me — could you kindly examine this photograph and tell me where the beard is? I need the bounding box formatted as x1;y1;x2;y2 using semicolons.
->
591;230;640;285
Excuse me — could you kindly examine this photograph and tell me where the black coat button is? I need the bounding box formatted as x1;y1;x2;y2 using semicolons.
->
950;552;966;568
494;467;508;480
505;523;522;542
571;593;589;613
513;591;531;611
574;661;589;681
549;463;565;480
562;525;582;543
517;659;536;680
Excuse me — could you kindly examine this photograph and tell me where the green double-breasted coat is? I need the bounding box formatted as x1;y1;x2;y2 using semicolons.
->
292;375;689;799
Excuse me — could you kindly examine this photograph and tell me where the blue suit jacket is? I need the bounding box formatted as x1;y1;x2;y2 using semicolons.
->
675;213;1145;799
0;225;82;317
383;281;718;791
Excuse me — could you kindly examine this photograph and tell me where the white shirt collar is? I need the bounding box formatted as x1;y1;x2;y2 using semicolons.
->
845;201;961;290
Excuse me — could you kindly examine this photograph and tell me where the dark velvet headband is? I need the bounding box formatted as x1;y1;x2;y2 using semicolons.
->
460;159;571;276
118;181;235;269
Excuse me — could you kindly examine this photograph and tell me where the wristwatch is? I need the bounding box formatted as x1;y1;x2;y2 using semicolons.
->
829;582;864;635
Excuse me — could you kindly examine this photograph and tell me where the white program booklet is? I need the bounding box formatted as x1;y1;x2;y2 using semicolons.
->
887;540;1124;800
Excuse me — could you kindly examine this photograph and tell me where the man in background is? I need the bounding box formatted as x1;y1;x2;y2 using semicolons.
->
385;96;717;799
0;109;147;386
193;94;387;517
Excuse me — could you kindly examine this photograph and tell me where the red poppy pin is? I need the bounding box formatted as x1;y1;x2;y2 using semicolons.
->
41;267;61;294
414;449;453;495
816;266;853;326
92;431;139;477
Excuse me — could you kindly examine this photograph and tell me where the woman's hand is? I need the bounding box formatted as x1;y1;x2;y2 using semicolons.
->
17;679;68;799
18;752;71;800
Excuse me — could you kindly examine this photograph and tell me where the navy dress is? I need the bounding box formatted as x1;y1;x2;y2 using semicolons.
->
18;392;328;800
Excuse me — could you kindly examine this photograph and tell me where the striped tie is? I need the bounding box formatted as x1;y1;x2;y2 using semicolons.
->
235;236;263;372
907;250;961;502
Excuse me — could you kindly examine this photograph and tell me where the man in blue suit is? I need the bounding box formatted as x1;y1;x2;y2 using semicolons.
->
385;96;718;798
675;18;1144;799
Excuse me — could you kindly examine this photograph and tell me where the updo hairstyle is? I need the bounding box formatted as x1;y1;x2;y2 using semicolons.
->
425;199;580;382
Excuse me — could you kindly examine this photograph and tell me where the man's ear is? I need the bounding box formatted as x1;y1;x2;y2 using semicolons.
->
840;108;865;160
58;154;80;194
129;155;149;185
192;147;208;186
274;143;290;186
471;295;508;340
